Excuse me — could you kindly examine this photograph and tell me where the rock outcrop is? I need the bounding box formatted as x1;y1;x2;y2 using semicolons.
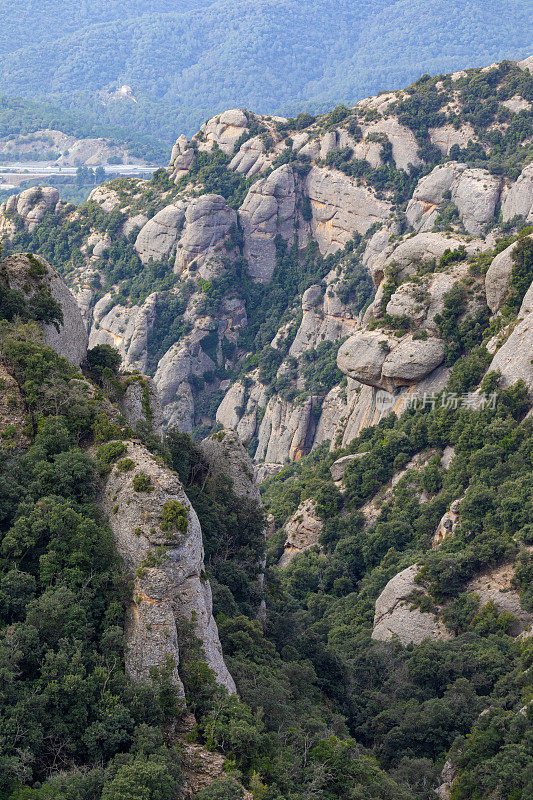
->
0;129;144;169
406;164;501;235
103;441;236;694
488;282;533;399
372;565;452;645
338;333;445;393
89;292;157;373
367;231;486;284
433;498;462;548
169;134;195;182
120;375;164;435
196;109;249;154
175;194;236;273
501;162;533;223
278;498;323;567
373;558;533;645
199;430;260;503
1;58;530;465
485;240;517;312
1;253;87;366
467;563;533;637
0;187;60;235
239;165;298;283
330;452;366;482
0;359;28;449
255;395;316;463
135;204;185;265
305;166;391;254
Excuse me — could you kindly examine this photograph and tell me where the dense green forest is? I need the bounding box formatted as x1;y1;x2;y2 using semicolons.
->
0;1;529;140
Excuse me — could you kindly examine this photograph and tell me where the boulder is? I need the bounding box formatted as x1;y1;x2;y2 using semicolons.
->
337;332;390;388
330;452;366;482
135;204;185;265
381;337;445;388
103;441;236;694
338;332;445;392
372;565;452;644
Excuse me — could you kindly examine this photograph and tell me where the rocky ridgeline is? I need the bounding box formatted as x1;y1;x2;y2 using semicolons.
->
1;57;532;474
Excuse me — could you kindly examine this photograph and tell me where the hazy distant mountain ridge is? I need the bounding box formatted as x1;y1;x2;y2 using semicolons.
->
0;0;530;141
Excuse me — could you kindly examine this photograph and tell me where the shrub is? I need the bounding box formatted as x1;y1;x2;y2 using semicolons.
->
116;457;135;472
97;440;127;468
160;500;188;533
133;472;153;492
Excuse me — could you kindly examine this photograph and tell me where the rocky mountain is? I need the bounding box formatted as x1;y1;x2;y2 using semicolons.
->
2;56;531;469
0;55;532;800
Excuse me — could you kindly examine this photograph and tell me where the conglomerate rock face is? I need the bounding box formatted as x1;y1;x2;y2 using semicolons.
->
239;165;299;283
488;281;533;400
372;559;533;645
278;498;323;568
406;164;501;235
102;441;236;695
372;566;452;645
1;57;531;467
0;252;88;366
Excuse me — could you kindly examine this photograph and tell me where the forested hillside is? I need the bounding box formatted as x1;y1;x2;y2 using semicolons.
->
0;0;530;140
0;96;168;163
